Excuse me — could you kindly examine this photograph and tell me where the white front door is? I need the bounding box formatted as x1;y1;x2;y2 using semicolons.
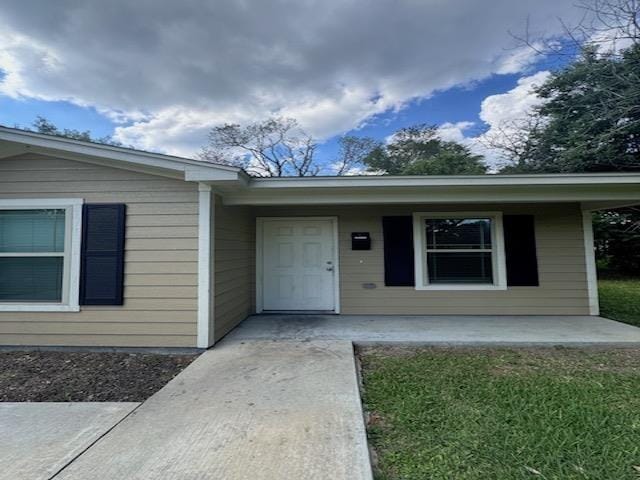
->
261;218;337;311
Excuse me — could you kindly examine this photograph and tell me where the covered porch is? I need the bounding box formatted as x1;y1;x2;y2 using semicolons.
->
224;314;640;346
201;172;640;348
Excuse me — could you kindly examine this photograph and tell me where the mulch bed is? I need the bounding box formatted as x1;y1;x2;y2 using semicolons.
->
0;350;198;402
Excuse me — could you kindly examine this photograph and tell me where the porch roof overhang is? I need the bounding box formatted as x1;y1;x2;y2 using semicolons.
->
200;173;640;209
2;126;638;209
0;126;249;184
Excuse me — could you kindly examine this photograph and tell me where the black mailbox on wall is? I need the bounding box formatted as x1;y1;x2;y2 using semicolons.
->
351;232;371;250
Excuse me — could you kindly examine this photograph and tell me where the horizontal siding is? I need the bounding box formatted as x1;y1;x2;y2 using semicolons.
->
0;322;195;336
0;334;196;348
0;153;198;348
254;203;590;315
213;199;254;341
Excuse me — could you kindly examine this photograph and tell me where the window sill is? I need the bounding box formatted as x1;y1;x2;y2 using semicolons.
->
414;284;507;291
0;304;80;312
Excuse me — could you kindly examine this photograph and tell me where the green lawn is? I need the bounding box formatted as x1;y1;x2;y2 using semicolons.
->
599;277;640;327
360;347;640;480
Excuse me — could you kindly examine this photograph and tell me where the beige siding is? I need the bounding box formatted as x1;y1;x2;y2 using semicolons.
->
0;153;199;347
213;197;254;341
254;203;590;315
0;153;593;349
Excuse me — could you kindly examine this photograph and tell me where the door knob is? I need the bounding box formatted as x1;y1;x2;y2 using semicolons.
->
326;266;334;272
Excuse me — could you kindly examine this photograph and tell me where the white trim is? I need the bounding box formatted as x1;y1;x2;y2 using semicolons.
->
256;219;264;313
332;218;341;314
247;172;640;188
0;198;83;312
582;210;600;316
222;186;640;206
197;184;213;348
0;198;83;208
0;126;242;174
412;211;507;291
255;216;340;314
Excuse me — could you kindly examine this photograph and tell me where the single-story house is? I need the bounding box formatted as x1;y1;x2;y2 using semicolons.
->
1;126;639;348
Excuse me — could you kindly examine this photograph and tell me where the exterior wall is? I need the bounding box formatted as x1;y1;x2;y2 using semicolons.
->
254;203;591;315
0;153;199;347
0;152;593;350
213;197;254;341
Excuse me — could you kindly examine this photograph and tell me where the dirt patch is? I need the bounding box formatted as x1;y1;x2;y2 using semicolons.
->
0;350;198;402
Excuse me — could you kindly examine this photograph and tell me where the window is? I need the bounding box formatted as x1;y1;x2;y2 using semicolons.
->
413;212;506;290
0;200;82;311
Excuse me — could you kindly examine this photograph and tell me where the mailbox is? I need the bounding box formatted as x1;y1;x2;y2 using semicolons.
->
351;232;371;250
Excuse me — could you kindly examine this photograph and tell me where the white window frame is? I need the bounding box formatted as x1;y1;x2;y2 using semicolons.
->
0;198;83;312
412;211;507;291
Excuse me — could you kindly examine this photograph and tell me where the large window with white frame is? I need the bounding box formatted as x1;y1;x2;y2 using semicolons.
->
412;212;507;290
0;199;83;311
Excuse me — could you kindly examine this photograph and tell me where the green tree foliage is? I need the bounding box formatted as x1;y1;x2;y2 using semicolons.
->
593;208;640;275
492;0;640;277
30;116;122;146
499;44;640;173
362;125;487;175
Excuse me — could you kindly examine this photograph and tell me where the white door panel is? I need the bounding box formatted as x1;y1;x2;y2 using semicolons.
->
262;219;336;311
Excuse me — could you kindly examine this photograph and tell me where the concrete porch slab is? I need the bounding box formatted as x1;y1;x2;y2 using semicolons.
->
0;402;139;480
226;314;640;346
54;340;372;480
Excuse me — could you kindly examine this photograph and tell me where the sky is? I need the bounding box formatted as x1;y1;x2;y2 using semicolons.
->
0;1;582;171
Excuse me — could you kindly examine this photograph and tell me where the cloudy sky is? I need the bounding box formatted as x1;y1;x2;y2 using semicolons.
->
0;1;581;168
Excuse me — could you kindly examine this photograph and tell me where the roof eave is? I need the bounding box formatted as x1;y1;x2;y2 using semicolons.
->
0;126;246;183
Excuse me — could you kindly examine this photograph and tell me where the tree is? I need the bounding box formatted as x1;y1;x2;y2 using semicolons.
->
30;116;122;146
333;136;382;175
593;207;640;275
495;1;640;173
493;1;640;278
362;125;487;175
200;117;379;177
200;118;318;176
503;45;640;173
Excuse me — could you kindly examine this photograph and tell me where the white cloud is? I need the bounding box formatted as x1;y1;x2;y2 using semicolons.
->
0;1;579;156
436;71;552;170
479;71;551;129
437;121;476;143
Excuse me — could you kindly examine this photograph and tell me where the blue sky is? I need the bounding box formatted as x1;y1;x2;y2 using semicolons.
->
0;66;553;163
0;0;581;168
316;72;527;160
0;72;517;142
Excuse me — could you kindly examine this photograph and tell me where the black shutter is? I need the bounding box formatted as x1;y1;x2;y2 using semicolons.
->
80;204;126;305
503;215;539;287
382;216;415;286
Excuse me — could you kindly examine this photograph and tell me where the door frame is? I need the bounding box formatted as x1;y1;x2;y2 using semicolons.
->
256;216;340;314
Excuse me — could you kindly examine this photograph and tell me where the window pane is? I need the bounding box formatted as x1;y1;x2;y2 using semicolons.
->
426;218;492;250
0;209;66;253
0;257;64;301
427;252;493;284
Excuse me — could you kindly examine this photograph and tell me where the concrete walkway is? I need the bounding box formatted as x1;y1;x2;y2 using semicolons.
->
10;314;640;479
228;314;640;345
0;402;138;480
54;340;372;480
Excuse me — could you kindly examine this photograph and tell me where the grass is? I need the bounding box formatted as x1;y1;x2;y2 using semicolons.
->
599;277;640;327
359;347;640;480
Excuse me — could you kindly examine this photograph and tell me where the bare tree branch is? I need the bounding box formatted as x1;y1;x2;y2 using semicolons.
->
199;117;320;177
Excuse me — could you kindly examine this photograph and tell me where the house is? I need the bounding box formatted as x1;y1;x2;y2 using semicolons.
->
1;126;639;349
